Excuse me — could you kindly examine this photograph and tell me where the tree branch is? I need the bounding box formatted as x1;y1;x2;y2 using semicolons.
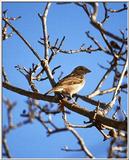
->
3;82;127;131
2;18;42;61
38;3;51;60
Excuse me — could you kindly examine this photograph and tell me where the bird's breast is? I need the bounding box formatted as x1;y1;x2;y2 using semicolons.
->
63;79;85;95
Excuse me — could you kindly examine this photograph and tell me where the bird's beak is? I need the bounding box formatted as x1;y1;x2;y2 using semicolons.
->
87;69;91;73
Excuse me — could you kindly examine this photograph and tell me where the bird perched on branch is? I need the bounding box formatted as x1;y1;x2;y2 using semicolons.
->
110;41;121;50
45;66;91;101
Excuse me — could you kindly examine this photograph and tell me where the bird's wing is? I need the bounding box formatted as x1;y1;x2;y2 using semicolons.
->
56;75;84;86
45;75;84;94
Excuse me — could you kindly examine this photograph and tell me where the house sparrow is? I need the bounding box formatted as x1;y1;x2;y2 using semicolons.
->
45;66;91;100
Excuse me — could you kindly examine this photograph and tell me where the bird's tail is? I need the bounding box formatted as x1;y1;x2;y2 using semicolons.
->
44;89;54;95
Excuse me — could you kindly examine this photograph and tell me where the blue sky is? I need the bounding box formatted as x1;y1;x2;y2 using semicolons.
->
2;2;127;158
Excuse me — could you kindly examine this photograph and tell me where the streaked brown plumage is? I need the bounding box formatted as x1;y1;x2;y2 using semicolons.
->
46;66;91;99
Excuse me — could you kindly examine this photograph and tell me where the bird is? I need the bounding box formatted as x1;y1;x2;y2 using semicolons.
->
45;66;91;101
110;41;121;50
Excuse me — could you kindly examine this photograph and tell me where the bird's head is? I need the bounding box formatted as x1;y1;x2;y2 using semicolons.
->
72;66;91;75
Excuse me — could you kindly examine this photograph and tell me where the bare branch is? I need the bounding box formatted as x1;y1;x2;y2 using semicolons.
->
2;136;11;158
2;82;57;103
62;111;94;158
101;3;109;24
88;62;115;98
38;40;100;54
38;3;52;60
107;4;127;13
2;66;9;83
15;64;39;92
85;31;107;52
41;59;56;87
108;55;128;109
3;82;127;131
2;18;42;61
75;3;127;44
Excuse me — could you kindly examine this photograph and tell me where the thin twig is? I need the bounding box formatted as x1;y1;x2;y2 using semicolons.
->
101;3;109;24
2;136;11;158
62;111;94;158
38;40;101;54
75;3;127;44
2;66;9;83
107;4;127;13
88;62;115;98
38;3;51;60
2;18;41;61
108;55;128;109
